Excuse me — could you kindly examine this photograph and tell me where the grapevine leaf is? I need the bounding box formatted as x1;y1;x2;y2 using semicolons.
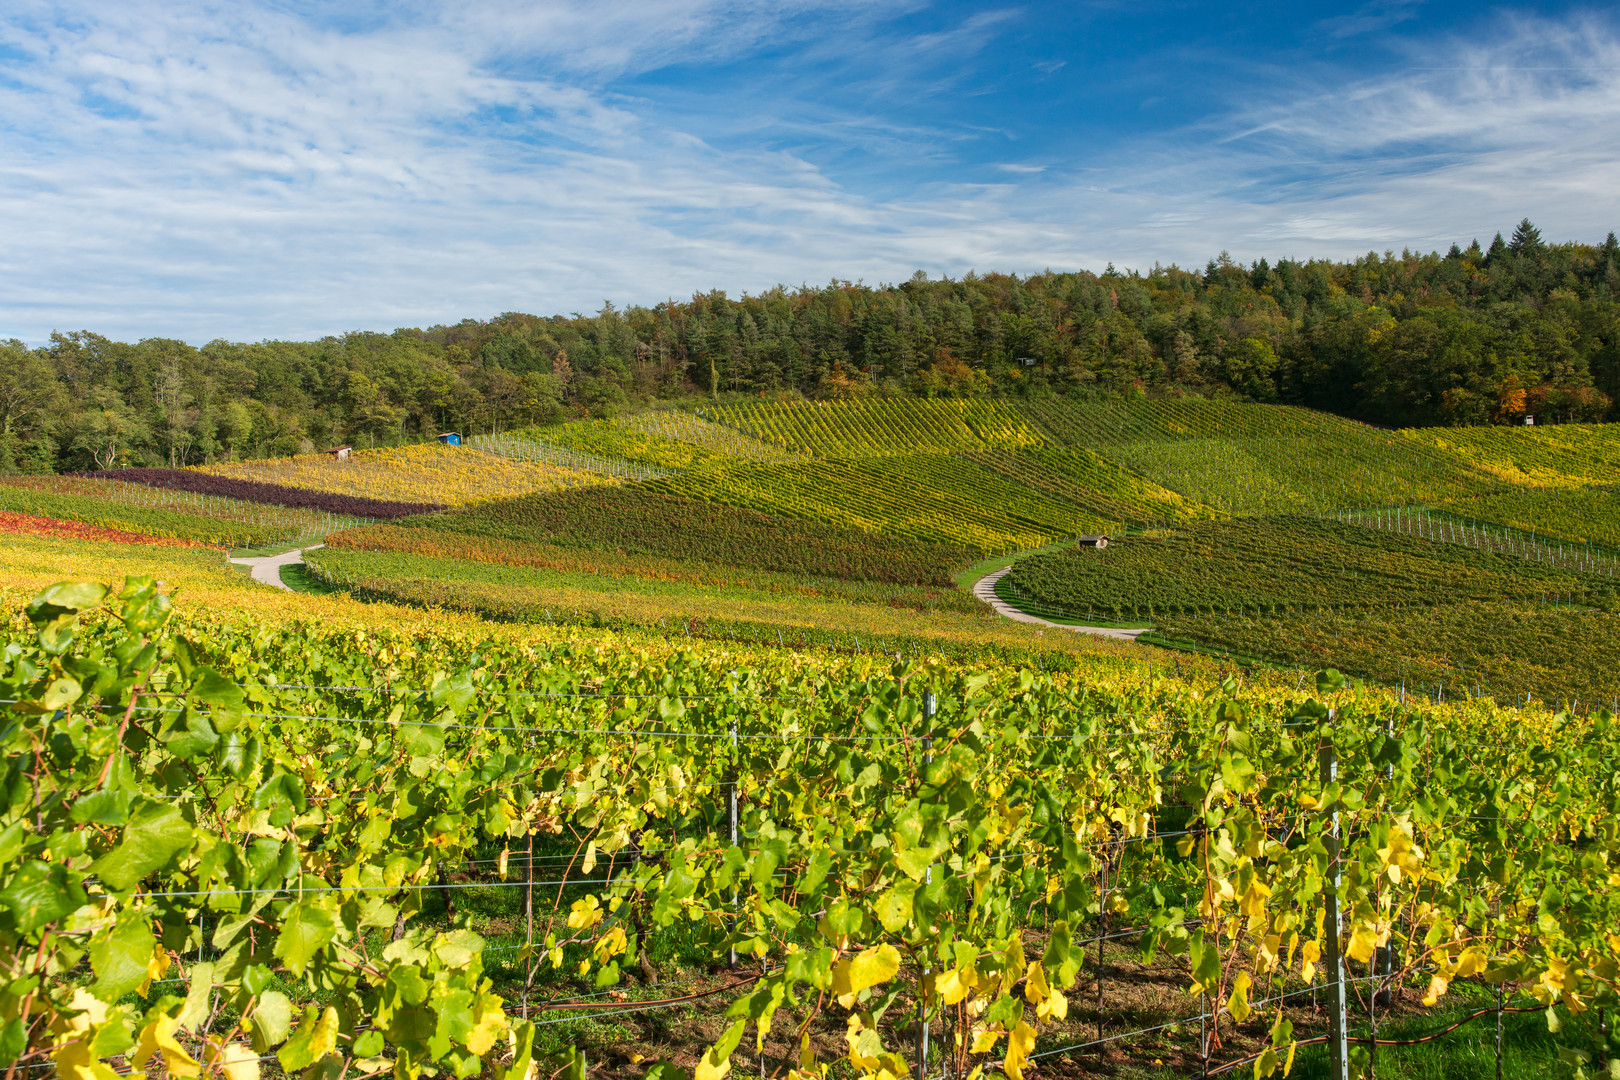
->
42;677;83;709
250;991;294;1052
92;801;195;891
0;1017;24;1067
27;582;108;624
277;1006;339;1072
89;913;157;1001
71;789;133;826
207;1043;260;1080
0;861;87;933
831;944;900;1008
191;667;246;713
274;902;337;974
133;1012;200;1079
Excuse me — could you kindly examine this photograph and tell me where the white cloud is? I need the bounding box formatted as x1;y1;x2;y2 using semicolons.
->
0;4;1616;343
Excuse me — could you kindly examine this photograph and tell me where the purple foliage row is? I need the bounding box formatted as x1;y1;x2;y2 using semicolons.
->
75;468;442;519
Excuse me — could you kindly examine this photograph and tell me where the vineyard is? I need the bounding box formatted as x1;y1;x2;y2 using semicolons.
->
300;547;1086;664
960;447;1223;525
413;486;979;586
1148;601;1620;706
196;443;611;506
1020;397;1373;446
1000;516;1617;621
1096;436;1499;516
318;528;984;613
647;455;1114;554
74;468;441;519
0;478;367;548
0;510;214;547
701;399;1044;456
469;431;672;481
1435;486;1620;550
619;411;805;462
1398;423;1620;488
504;420;740;472
3;579;1618;1080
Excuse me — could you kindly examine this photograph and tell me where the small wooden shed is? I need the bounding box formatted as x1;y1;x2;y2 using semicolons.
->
1077;534;1110;549
437;432;462;446
325;446;352;460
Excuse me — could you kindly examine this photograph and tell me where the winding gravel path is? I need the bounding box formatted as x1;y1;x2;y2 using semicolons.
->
228;544;324;591
973;566;1151;641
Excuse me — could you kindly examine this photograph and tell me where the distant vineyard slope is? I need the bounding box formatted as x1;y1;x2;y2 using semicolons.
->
402;485;978;585
73;467;435;519
193;443;609;506
702;399;1043;456
1000;515;1615;621
645;454;1114;553
1398;423;1620;488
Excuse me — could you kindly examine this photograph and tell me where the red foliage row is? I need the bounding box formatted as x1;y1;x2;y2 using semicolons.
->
0;511;212;547
75;468;441;519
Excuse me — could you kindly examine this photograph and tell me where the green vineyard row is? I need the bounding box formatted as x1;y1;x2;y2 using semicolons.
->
3;581;1618;1080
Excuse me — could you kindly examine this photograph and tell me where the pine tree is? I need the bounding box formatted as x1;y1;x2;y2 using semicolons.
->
1509;218;1544;257
1446;242;1463;260
1485;232;1509;264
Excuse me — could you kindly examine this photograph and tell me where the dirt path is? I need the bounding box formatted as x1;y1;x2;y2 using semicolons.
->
973;566;1151;641
228;544;324;591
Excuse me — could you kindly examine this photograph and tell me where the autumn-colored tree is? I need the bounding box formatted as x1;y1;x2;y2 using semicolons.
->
1495;374;1527;422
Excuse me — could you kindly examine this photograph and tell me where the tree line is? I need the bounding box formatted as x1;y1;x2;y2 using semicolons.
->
2;219;1617;472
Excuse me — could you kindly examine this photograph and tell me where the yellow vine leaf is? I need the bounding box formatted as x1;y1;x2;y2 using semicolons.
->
936;967;975;1006
592;926;627;964
1024;962;1049;1004
1003;1022;1037;1080
1300;940;1320;984
133;1013;201;1079
566;895;602;929
54;1039;123;1080
1345;923;1378;965
463;994;509;1056
1228;971;1253;1024
144;942;170;997
832;944;901;1009
1239;881;1272;920
694;1051;731;1080
207;1043;261;1080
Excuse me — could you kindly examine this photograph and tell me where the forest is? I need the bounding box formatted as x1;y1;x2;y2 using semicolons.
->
2;220;1617;472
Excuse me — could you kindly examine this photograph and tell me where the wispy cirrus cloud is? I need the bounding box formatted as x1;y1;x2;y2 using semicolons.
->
0;2;1615;343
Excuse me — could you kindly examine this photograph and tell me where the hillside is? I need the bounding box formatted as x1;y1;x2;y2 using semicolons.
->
9;395;1617;702
5;392;1620;1080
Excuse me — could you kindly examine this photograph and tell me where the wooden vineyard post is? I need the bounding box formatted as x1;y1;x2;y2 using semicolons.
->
1495;896;1505;1080
1321;713;1350;1080
523;828;535;1016
729;717;739;970
917;690;936;1080
1096;845;1106;1059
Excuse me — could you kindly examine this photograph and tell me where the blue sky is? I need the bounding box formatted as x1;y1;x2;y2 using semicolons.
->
2;1;1617;342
